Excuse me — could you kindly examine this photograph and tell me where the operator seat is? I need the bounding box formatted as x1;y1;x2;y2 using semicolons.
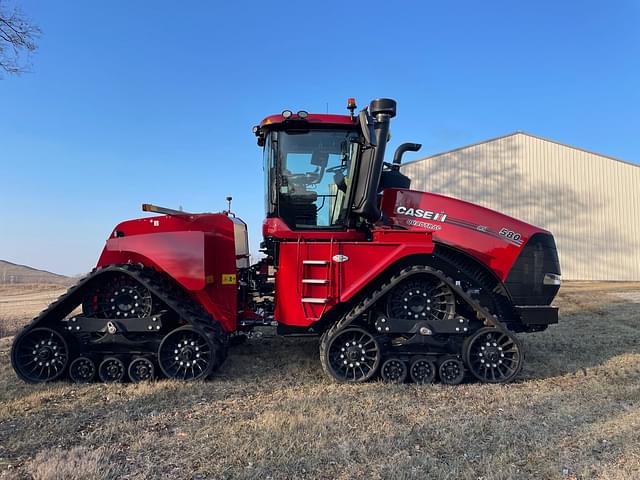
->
279;187;318;228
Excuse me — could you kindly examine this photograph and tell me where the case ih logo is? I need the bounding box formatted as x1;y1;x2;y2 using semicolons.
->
395;206;448;222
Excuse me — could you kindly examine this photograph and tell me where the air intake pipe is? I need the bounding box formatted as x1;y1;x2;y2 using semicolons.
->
392;143;422;170
351;98;396;222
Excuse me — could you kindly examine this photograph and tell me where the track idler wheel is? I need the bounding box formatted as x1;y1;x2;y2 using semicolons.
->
128;357;155;382
381;358;408;383
99;357;126;383
438;357;465;385
409;356;437;384
69;357;96;383
11;328;69;383
320;327;381;383
464;327;524;384
158;326;216;381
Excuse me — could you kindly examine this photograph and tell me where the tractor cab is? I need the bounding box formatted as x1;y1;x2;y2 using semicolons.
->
254;99;413;234
256;109;361;231
259;115;360;229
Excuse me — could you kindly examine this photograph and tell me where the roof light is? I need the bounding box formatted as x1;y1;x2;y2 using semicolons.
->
252;126;259;134
282;110;293;119
297;110;308;119
347;98;357;116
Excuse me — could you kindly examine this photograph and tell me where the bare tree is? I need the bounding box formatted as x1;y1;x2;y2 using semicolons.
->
0;0;40;76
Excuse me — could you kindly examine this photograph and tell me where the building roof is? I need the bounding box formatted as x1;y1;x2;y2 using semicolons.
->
401;131;639;169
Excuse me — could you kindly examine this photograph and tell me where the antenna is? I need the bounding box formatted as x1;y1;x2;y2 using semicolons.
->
226;196;233;213
326;102;329;114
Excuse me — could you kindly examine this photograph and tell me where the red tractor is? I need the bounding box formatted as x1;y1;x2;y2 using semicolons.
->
11;98;561;385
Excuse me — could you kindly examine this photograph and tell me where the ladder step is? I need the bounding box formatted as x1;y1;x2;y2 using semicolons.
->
301;297;329;304
302;260;329;265
302;279;329;284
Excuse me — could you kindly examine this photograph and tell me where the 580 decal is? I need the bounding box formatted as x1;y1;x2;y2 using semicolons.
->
499;228;521;241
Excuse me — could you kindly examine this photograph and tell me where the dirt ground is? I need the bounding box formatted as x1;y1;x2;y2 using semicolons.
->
0;282;639;480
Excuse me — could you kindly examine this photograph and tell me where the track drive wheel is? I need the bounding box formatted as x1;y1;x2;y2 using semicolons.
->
386;275;455;322
69;357;96;383
158;326;216;381
380;358;408;384
464;327;524;384
409;356;437;384
11;328;69;383
99;357;126;383
438;357;465;385
320;327;381;383
128;357;155;382
82;273;154;319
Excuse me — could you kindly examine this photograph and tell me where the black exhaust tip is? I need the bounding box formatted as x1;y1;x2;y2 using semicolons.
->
370;98;397;118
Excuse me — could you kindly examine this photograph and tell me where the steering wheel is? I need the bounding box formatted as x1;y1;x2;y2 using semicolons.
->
326;164;347;174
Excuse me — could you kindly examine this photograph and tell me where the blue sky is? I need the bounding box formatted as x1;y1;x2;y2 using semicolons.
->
1;0;638;275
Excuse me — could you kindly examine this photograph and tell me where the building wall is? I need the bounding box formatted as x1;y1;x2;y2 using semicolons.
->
401;133;640;281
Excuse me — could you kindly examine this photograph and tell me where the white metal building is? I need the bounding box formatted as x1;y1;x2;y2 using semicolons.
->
401;132;640;281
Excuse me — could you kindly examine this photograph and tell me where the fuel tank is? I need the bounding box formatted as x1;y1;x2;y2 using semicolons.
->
380;188;561;306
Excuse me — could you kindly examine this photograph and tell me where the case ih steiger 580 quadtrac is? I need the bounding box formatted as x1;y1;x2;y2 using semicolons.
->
11;98;561;385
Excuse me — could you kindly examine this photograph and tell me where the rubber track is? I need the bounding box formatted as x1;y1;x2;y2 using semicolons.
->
320;265;509;380
12;264;229;373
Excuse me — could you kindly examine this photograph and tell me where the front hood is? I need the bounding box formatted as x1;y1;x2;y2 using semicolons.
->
380;188;551;281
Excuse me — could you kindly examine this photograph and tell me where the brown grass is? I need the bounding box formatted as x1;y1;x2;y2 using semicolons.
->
0;284;67;338
0;282;639;479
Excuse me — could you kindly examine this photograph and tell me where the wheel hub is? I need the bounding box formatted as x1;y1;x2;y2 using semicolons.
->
387;276;455;322
177;343;197;362
134;364;150;376
77;362;92;377
441;361;460;379
110;287;146;317
36;345;54;361
481;342;503;366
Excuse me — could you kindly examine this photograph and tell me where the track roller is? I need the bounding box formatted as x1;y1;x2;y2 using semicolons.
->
99;357;126;383
69;357;96;383
128;357;155;382
11;328;69;383
158;326;216;380
409;356;437;384
438;357;465;385
464;327;523;384
320;327;381;383
380;358;408;383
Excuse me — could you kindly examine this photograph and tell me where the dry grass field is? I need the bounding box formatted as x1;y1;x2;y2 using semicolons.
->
0;282;639;480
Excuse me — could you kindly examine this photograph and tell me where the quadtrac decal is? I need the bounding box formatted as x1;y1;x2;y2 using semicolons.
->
394;206;447;231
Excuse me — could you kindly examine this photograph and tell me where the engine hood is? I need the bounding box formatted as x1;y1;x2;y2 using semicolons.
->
380;188;552;282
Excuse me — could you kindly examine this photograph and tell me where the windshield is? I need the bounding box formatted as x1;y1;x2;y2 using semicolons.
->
274;129;360;229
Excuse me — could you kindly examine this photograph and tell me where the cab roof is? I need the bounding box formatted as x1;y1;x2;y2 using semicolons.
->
259;113;356;128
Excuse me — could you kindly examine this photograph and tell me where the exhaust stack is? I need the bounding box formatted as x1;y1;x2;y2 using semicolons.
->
351;98;397;222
